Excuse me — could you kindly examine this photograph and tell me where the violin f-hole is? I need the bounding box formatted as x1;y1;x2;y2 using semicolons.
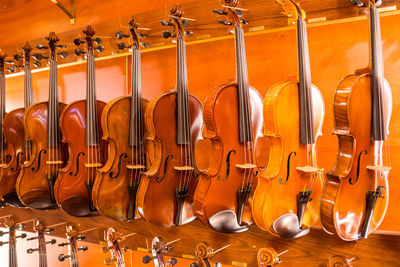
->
11;152;23;172
217;150;236;181
109;153;128;179
349;150;367;185
155;154;174;183
31;149;46;173
279;151;297;185
69;152;85;176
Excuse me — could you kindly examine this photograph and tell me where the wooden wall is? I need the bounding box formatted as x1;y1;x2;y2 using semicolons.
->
2;9;400;267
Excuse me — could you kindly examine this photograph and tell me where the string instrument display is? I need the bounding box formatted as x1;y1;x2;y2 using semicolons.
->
58;225;88;266
142;237;178;267
251;0;324;238
190;242;227;267
320;0;392;240
101;228;126;267
55;25;106;217
137;5;203;227
193;0;263;233
26;220;57;267
0;43;34;208
16;32;67;210
0;217;27;267
93;18;148;221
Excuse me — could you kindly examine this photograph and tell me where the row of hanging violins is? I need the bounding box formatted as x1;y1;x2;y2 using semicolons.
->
0;0;392;250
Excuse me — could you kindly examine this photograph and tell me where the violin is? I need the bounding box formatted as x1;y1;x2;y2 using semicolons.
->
0;42;34;208
58;225;88;266
251;0;324;238
101;228;126;267
0;217;27;267
190;242;227;267
137;5;203;227
54;25;106;217
93;18;148;221
26;220;57;267
142;237;178;267
16;32;67;210
320;0;392;240
193;0;263;233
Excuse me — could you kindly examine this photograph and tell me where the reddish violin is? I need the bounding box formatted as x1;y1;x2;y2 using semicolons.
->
0;43;34;207
54;25;107;217
137;5;203;227
193;0;263;233
93;18;148;221
16;32;67;209
320;0;392;240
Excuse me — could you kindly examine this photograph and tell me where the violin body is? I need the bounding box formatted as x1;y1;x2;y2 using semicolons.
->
0;108;25;207
252;81;324;233
320;73;391;240
194;82;263;227
137;91;202;227
54;100;106;217
93;96;148;221
16;102;66;209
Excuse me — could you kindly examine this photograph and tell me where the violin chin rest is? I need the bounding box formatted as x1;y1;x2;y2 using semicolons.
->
208;210;249;233
272;212;310;238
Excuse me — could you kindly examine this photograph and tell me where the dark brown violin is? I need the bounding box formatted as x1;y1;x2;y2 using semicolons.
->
193;0;263;233
0;43;34;207
320;0;392;240
137;5;203;227
93;19;148;221
54;25;106;217
16;32;67;209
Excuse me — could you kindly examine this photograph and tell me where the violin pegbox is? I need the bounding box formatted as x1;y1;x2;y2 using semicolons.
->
275;0;306;25
102;228;129;266
58;225;88;263
160;4;194;42
74;25;105;57
26;220;57;254
213;0;249;32
44;32;69;60
116;18;150;51
142;237;178;266
0;217;27;247
257;247;289;267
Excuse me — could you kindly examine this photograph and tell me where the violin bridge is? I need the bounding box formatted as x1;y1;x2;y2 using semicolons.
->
295;166;322;173
126;164;146;170
0;164;7;168
235;163;257;169
366;165;391;172
46;160;63;165
173;166;194;171
84;163;102;168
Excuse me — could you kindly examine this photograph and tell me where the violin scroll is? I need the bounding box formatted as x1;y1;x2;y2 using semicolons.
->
257;248;288;267
275;0;306;24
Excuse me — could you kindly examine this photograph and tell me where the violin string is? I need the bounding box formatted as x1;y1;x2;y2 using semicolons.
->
0;59;4;165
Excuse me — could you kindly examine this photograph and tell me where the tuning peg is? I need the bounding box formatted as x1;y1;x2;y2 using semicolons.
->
13;54;22;61
17;223;25;231
215;263;222;267
190;263;199;267
142;255;155;264
95;45;105;53
78;246;88;252
105;258;116;265
35;44;48;50
137;33;147;38
241;19;249;25
117;42;132;50
47;239;57;245
0;230;9;237
76;234;86;241
181;20;189;27
165;246;173;253
184;31;193;37
58;254;70;261
33;61;42;68
17;233;27;239
0;240;9;246
141;42;150;48
168;258;178;266
350;0;365;6
6;66;16;73
27;248;39;254
45;228;54;234
160;20;173;26
217;19;232;26
58;242;69;247
94;37;102;44
27;236;38;241
101;246;110;253
162;30;175;39
213;9;228;15
5;60;14;65
73;38;85;46
32;53;48;61
57;51;68;58
74;48;85;56
115;31;130;39
56;44;66;49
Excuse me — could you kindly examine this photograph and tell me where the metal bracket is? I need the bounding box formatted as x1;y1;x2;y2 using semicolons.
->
50;0;76;24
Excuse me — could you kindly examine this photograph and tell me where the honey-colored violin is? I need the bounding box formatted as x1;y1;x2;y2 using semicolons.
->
137;5;203;227
320;0;392;240
0;48;30;208
16;32;67;209
251;0;324;238
193;0;263;233
93;18;148;221
54;25;107;217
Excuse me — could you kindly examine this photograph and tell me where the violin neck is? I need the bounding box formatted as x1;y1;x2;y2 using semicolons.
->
70;238;79;267
0;58;5;151
297;17;315;145
85;51;100;146
129;47;143;147
235;27;253;143
176;37;191;145
38;233;48;267
24;50;33;109
370;5;387;141
47;58;60;148
9;228;17;267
